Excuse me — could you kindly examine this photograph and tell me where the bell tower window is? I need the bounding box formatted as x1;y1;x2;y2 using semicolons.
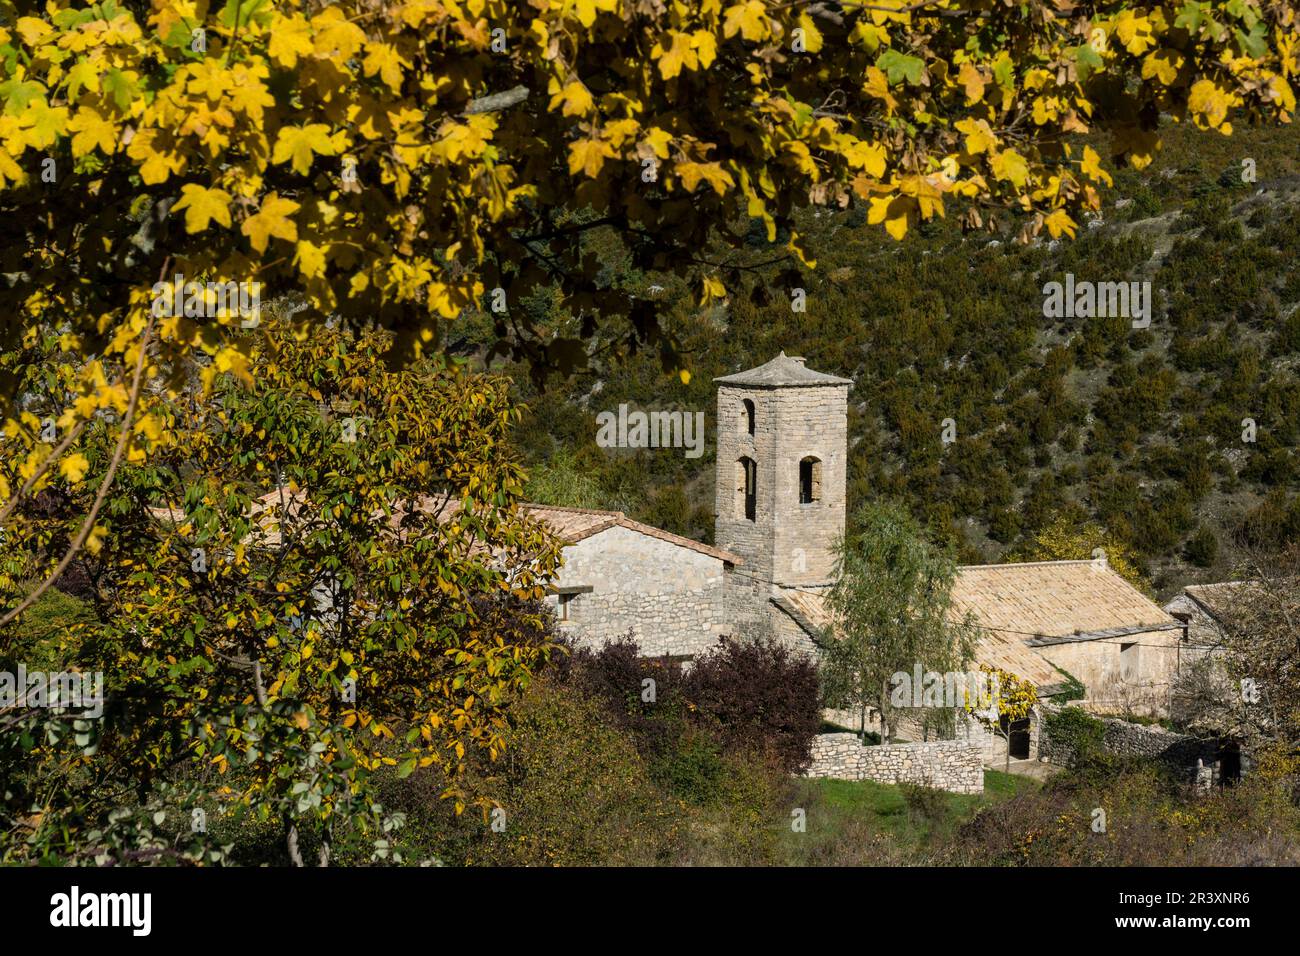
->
737;456;756;521
799;457;821;504
742;398;755;436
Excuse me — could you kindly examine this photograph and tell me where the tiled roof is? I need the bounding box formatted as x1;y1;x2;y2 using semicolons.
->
771;559;1177;691
714;351;852;388
950;560;1177;642
1180;581;1262;621
520;503;743;565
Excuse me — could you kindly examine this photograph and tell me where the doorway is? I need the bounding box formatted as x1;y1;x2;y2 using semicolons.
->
1001;716;1031;760
1218;742;1241;787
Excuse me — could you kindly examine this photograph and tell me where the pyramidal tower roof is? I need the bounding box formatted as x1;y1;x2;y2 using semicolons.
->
714;351;852;389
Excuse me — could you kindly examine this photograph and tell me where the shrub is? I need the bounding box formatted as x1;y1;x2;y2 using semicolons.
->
474;677;681;866
1;587;97;672
943;763;1300;866
673;749;788;866
651;726;728;805
900;782;949;829
1184;525;1219;567
1043;707;1107;768
683;637;822;774
549;636;690;762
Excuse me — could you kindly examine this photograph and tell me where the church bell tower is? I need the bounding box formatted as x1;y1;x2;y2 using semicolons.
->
713;352;851;588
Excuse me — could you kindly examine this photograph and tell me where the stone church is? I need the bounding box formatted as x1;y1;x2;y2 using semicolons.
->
542;351;844;660
542;352;1183;721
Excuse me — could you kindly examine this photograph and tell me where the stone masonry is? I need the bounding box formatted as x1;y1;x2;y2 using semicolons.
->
803;733;984;794
1036;703;1232;791
557;524;769;657
714;353;850;588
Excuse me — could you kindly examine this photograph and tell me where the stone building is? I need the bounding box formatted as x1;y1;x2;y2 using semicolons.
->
950;561;1184;718
1163;581;1260;726
1162;581;1258;662
545;353;1183;729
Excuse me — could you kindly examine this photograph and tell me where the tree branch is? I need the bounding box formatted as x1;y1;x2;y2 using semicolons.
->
464;86;530;116
0;304;158;629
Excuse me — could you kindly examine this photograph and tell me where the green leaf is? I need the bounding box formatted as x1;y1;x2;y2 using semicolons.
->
1074;43;1103;81
103;69;137;112
876;50;925;87
0;79;45;116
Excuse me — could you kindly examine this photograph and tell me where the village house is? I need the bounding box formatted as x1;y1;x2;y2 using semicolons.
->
1163;582;1253;661
1162;581;1260;727
544;353;1184;754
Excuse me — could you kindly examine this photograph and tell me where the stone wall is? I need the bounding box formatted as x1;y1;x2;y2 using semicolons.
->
1038;703;1219;770
803;733;984;794
554;524;725;657
553;524;772;657
1032;629;1181;718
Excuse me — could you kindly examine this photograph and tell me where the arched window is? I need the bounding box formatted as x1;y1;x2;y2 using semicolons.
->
799;456;822;504
741;398;755;436
736;456;756;521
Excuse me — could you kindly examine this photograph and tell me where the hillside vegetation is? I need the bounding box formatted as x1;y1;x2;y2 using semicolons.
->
500;120;1300;597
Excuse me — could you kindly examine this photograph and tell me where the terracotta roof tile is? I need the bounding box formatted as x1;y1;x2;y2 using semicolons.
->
159;489;741;564
950;560;1175;639
1181;581;1263;621
520;503;742;564
769;563;1153;692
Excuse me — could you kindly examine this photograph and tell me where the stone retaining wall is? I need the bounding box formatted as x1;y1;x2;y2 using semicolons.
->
803;733;984;794
1037;704;1236;792
1038;703;1216;768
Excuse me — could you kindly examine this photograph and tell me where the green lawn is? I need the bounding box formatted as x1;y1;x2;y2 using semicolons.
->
779;770;1040;864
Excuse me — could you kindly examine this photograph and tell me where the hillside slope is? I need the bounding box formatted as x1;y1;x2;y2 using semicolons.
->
503;121;1300;598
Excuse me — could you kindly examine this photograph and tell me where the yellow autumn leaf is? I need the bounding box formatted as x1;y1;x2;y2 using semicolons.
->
171;183;232;233
677;161;734;195
955;117;998;156
699;274;726;305
655;31;698;80
568;137;615;178
61;452;90;484
692;31;718;68
67;108;117;158
796;13;823;53
991;148;1030;187
1188;79;1230;129
1141;48;1183;87
723;2;768;42
363;42;407;93
642;127;672;159
843;139;887;177
267;14;314;68
294;239;328;278
550;80;595;117
242;192;300;253
1114;10;1155;56
958;61;985;104
868;194;912;240
1080;145;1113;187
573;0;617;29
1043;208;1077;239
272;123;336;175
